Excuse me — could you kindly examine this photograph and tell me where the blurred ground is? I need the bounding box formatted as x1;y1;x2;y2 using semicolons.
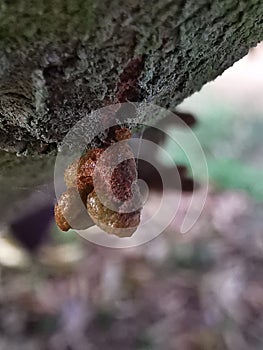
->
0;44;262;350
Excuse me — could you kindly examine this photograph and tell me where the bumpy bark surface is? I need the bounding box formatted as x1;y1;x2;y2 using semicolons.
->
0;0;262;216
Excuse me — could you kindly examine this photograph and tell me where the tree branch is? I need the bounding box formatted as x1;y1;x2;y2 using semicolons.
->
0;0;262;216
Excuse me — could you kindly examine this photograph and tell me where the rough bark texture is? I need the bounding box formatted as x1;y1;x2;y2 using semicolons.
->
0;0;262;216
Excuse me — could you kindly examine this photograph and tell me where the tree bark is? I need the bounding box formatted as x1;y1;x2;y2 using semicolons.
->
0;0;262;216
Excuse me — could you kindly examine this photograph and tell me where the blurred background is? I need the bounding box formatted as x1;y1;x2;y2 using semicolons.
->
0;43;262;349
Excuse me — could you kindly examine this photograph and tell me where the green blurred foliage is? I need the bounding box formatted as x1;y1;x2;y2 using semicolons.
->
165;103;263;201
